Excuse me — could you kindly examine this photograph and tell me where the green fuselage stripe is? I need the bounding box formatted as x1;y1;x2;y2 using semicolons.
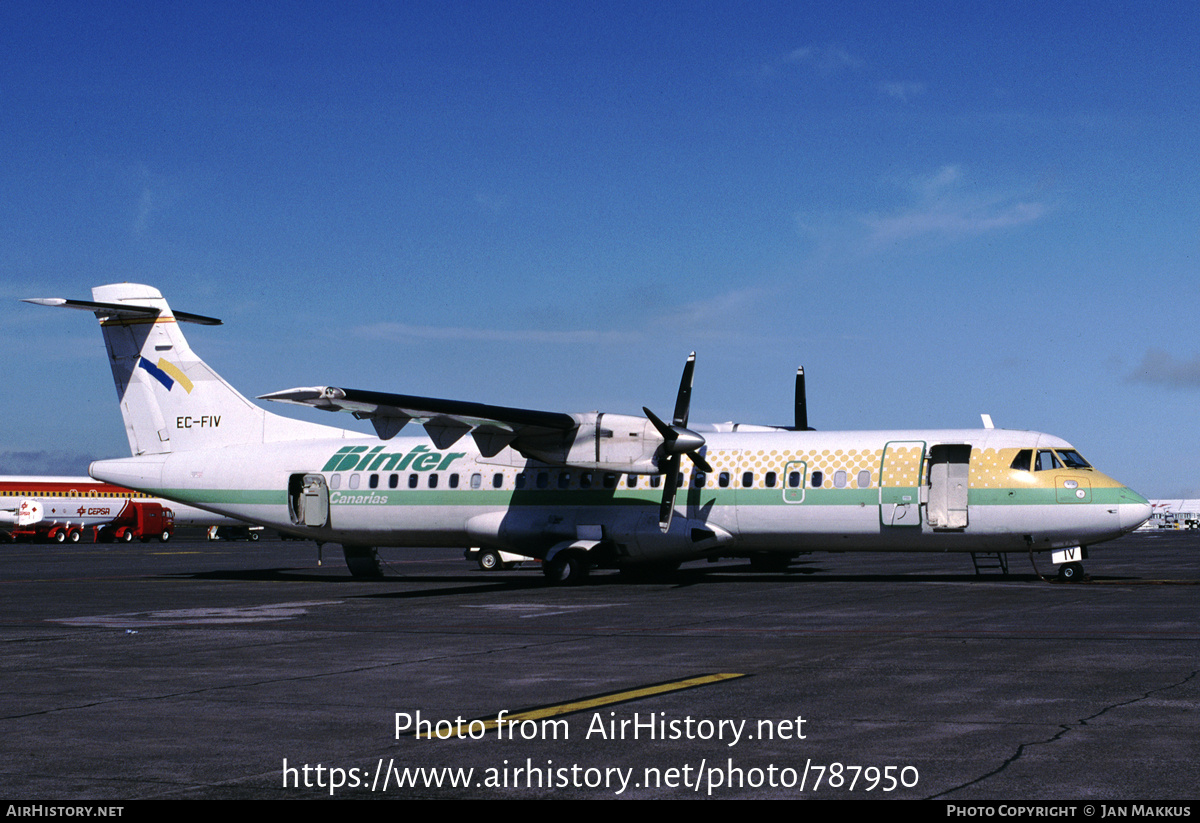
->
149;485;1135;509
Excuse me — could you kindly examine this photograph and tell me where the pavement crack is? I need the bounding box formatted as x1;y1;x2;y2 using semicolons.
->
927;668;1199;800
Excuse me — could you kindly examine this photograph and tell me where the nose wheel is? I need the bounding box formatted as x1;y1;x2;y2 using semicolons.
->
1057;562;1085;582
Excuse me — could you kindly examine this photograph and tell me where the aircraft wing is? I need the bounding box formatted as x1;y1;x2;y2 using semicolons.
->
259;386;578;456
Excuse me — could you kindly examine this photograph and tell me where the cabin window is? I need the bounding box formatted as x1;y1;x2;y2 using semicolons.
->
742;471;754;488
448;473;459;489
650;475;661;488
857;470;871;489
537;472;549;489
369;474;379;489
493;473;504;489
834;470;847;488
516;473;527;490
408;474;419;489
626;474;638;488
349;473;361;490
811;471;824;488
787;471;800;488
428;473;438;489
694;472;707;488
558;472;571;489
1010;450;1032;471
765;471;777;488
330;474;341;489
718;472;731;488
471;473;482;489
388;474;399;489
603;473;617;489
580;472;593;489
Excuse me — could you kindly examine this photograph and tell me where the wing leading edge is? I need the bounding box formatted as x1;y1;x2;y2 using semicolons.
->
259;386;579;456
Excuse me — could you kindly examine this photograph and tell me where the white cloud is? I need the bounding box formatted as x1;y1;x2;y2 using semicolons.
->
879;81;925;102
861;199;1046;246
133;186;155;236
799;165;1050;251
782;45;863;75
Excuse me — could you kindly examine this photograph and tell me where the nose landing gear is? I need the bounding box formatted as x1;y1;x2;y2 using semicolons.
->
1057;561;1085;582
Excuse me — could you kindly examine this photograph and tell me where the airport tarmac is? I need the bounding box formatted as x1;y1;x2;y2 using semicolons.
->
1;530;1197;800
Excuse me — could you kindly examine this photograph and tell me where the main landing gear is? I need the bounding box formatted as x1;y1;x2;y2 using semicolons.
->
543;550;589;585
343;545;384;579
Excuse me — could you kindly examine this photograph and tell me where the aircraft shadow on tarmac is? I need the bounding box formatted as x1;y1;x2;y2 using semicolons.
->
162;561;1148;600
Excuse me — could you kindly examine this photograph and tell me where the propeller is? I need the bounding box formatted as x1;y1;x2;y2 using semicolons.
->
794;366;814;431
643;352;713;533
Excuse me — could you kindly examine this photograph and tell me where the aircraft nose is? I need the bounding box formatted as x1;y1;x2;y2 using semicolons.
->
1118;490;1152;533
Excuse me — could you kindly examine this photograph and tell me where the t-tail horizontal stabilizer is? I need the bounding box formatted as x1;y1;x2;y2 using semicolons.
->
25;284;347;455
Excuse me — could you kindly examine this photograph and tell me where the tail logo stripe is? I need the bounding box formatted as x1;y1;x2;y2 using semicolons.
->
139;357;194;394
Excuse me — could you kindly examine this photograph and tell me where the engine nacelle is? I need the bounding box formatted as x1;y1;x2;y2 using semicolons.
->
517;412;664;474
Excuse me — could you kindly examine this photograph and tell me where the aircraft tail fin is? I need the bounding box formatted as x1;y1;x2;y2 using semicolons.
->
26;284;340;455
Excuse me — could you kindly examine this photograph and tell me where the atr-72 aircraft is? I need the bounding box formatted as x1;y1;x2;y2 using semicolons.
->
27;284;1151;584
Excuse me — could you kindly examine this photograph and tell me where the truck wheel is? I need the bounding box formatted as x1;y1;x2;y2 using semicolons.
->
122;531;133;543
159;531;171;543
478;550;502;571
53;530;66;543
69;530;81;544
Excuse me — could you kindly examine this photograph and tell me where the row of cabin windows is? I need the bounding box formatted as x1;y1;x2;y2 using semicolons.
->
329;468;873;491
331;472;509;491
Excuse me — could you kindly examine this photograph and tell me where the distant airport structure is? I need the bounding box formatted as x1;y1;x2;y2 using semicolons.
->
0;475;235;542
1145;499;1200;529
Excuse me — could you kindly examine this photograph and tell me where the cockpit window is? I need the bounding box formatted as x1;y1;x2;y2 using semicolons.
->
1035;450;1063;471
1057;450;1092;469
1010;449;1032;471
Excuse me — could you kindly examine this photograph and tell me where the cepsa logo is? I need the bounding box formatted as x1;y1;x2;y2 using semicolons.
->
322;445;466;473
75;506;115;516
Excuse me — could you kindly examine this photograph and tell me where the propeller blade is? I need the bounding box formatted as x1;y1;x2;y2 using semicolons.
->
648;351;709;532
672;352;696;426
689;450;714;474
643;405;673;443
658;454;680;532
795;366;808;431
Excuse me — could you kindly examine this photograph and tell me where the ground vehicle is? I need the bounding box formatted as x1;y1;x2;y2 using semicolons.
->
464;547;537;571
2;500;174;543
98;501;175;543
206;525;263;541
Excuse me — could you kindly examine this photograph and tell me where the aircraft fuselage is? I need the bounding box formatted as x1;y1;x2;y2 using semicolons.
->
91;426;1150;565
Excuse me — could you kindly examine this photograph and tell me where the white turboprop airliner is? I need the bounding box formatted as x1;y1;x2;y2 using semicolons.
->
26;284;1151;583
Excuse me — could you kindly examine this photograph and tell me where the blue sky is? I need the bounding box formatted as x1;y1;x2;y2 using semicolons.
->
2;1;1197;496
